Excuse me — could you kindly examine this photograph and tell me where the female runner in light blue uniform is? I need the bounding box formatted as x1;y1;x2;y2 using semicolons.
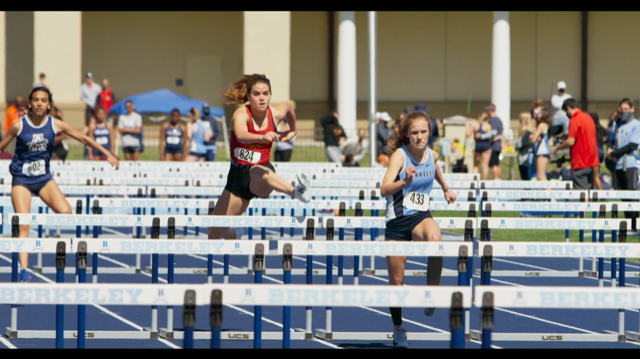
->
530;110;551;181
380;111;457;348
0;87;119;282
185;107;212;162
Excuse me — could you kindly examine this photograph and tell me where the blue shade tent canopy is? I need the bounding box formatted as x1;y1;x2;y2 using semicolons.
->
109;89;224;119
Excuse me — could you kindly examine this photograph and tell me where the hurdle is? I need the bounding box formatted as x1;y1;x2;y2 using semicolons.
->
474;285;640;344
0;243;473;348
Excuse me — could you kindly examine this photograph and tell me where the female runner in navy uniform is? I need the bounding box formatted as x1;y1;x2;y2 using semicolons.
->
209;74;310;241
380;111;457;348
88;107;115;161
159;108;187;161
0;87;119;282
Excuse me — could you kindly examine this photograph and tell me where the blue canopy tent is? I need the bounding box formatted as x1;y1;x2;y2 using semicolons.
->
109;88;224;118
109;89;229;159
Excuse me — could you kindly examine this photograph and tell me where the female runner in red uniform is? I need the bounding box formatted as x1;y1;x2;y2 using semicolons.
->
209;74;310;240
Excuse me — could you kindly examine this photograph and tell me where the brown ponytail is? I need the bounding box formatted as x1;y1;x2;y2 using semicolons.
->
221;74;272;105
386;111;431;154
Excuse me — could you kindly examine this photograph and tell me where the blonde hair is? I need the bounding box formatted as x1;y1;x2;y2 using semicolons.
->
519;112;533;137
221;74;271;105
387;111;431;154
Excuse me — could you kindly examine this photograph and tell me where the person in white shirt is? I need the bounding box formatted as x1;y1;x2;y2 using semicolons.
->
551;81;572;137
117;100;143;161
340;128;369;166
80;72;103;125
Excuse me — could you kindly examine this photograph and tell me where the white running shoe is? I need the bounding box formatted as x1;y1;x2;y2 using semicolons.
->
294;172;311;203
392;326;408;348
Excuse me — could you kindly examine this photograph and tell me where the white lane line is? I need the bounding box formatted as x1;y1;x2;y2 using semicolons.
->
97;254;132;268
0;336;17;349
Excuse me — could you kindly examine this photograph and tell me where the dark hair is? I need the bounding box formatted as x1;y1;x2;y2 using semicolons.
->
387;111;431;154
28;86;54;116
125;100;133;106
589;112;606;147
95;106;105;113
221;74;272;105
537;110;551;126
170;108;180;115
561;98;579;111
619;98;634;108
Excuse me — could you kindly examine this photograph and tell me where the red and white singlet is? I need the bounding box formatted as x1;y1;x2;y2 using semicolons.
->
229;105;277;166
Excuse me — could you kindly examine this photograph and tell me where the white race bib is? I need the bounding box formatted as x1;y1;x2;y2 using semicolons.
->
403;191;430;211
95;136;108;145
234;147;261;164
166;136;180;145
22;160;46;176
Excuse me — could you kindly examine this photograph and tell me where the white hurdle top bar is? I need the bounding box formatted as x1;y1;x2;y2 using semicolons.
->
479;241;640;258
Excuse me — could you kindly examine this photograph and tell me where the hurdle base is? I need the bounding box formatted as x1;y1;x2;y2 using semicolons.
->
315;329;333;340
160;328;174;339
579;270;598;278
160;330;306;340
142;328;159;339
314;331;451;341
31;266;43;274
471;330;621;342
363;269;376;276
625;331;639;342
5;327;17;339
603;330;626;342
3;329;154;339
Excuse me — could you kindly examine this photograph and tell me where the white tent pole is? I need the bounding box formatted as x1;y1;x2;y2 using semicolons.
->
368;11;377;168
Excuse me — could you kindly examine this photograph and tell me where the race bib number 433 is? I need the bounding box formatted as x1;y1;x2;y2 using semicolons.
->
403;191;429;211
234;148;261;164
22;159;46;176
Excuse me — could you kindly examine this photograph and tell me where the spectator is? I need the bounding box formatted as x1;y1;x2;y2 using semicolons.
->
392;112;405;133
376;111;394;166
550;98;598;190
82;116;96;160
320;111;346;165
96;79;115;118
275;118;295;162
202;103;220;162
466;112;492;180
414;103;438;148
340;128;368;167
159;108;187;162
530;99;544;128
80;72;102;125
185;107;211;162
88;107;115;161
3;95;24;136
606;98;640;229
515;112;535;180
589;112;606;190
32;73;48;89
117;100;142;161
529;110;551;181
551;81;571;137
485;104;503;180
51;106;68;162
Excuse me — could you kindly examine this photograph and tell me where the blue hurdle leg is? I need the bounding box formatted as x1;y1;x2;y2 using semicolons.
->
77;268;86;349
56;267;64;349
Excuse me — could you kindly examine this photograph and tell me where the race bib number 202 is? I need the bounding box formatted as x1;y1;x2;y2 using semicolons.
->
22;159;46;176
403;191;429;211
234;148;261;164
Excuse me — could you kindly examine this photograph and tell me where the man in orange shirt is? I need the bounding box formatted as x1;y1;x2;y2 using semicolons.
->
3;96;24;136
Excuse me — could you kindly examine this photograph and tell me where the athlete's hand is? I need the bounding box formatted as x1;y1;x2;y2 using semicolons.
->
261;132;279;142
278;131;296;143
404;165;416;186
444;188;457;204
107;153;120;170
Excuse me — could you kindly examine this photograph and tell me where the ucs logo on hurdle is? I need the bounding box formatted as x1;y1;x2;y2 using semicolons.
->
305;243;316;254
30;215;38;225
436;244;446;255
154;289;167;304
420;291;435;306
242;288;255;303
499;219;508;228
506;244;517;255
99;241;110;252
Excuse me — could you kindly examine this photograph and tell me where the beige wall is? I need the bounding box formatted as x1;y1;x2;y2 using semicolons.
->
82;11;244;125
589;12;640;102
243;12;290;103
290;12;328;103
4;11;33;105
